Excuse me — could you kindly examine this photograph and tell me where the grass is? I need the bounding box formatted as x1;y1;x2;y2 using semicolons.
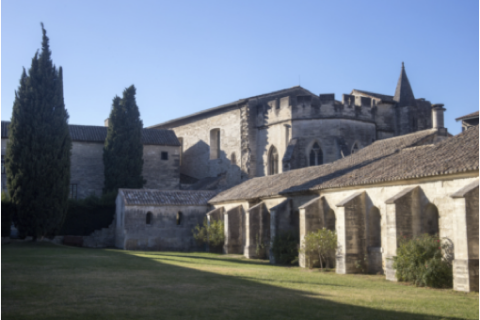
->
2;242;478;320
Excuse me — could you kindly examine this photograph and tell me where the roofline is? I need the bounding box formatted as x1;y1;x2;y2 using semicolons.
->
148;86;314;129
455;115;479;122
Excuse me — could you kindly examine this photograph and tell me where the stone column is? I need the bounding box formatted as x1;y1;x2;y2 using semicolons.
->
335;191;366;274
451;180;479;292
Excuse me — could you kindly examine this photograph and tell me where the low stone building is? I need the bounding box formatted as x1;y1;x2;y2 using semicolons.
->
1;122;181;198
115;189;217;251
208;125;479;292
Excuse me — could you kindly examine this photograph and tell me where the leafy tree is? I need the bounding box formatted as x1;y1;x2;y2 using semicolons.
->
301;228;337;271
192;217;225;252
271;232;299;265
103;85;144;194
6;24;71;240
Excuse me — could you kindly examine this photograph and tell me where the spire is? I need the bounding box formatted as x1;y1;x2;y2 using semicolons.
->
393;62;416;107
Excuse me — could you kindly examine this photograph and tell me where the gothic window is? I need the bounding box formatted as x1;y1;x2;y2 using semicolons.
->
1;155;5;174
146;212;153;225
176;211;183;225
309;142;323;166
351;142;359;154
69;184;78;199
210;129;220;159
268;145;278;175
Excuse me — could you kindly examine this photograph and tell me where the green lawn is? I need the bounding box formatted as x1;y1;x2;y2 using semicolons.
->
2;242;478;320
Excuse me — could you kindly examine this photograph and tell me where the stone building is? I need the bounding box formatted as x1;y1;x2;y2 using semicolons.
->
150;64;437;189
115;189;216;251
456;111;479;132
207;125;479;292
1;121;181;198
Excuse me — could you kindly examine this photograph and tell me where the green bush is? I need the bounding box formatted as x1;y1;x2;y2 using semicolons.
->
301;228;337;271
271;232;299;265
393;234;453;288
192;218;225;252
1;191;13;237
59;195;115;236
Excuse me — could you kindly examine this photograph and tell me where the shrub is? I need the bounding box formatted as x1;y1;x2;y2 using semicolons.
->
271;232;299;265
59;194;115;236
301;228;337;271
393;234;453;288
1;191;13;237
192;218;225;252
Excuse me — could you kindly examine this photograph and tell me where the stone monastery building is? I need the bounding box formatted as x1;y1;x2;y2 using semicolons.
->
1;64;478;293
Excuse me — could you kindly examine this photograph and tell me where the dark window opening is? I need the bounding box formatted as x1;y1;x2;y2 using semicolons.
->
1;155;5;174
146;212;153;225
176;211;183;225
161;152;168;160
268;145;278;175
231;152;237;166
210;129;221;159
69;184;78;199
309;142;323;166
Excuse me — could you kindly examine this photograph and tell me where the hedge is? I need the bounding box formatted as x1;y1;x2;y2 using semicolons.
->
59;195;115;236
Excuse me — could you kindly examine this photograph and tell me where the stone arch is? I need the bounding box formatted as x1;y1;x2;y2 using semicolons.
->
368;206;381;247
146;212;153;225
325;209;335;231
268;145;278;175
424;204;439;236
306;140;324;166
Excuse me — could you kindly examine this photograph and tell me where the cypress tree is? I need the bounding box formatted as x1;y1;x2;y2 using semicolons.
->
6;24;71;240
103;85;145;194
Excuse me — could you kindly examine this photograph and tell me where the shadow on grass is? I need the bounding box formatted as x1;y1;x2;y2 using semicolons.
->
2;242;472;320
140;251;272;267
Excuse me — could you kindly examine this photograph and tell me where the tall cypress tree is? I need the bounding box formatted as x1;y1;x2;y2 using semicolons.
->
6;24;71;239
103;85;144;194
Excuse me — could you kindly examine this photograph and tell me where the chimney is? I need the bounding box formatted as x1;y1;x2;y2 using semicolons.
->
432;104;446;129
104;118;109;127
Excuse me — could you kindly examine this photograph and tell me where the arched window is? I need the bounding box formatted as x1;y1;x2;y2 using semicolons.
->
210;129;220;159
424;204;439;236
176;211;183;226
146;212;153;225
268;145;278;175
309;142;323;166
351;142;359;154
231;152;237;166
368;207;381;247
325;209;336;232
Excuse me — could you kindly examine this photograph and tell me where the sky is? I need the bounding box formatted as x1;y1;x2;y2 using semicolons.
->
1;0;478;135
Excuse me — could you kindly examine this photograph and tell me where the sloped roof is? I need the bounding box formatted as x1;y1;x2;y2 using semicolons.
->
1;121;180;146
456;111;479;121
148;86;316;129
393;63;416;107
210;129;437;203
119;189;217;206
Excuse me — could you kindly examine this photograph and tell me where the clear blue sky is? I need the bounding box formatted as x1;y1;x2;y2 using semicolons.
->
2;0;478;135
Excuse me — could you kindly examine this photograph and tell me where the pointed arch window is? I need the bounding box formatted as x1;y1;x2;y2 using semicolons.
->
268;146;278;175
351;142;359;154
309;142;323;166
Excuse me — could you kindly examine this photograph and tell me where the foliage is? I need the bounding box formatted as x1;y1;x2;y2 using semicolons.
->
192;218;225;252
301;228;337;271
6;24;71;239
59;194;115;236
271;232;299;265
103;85;145;194
393;234;453;288
1;191;13;237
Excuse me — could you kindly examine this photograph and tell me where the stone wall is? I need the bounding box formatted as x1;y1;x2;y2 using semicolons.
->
143;145;180;190
116;204;208;251
71;142;105;198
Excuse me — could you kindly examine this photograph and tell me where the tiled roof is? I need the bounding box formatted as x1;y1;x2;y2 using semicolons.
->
119;189;217;206
1;121;180;146
209;128;476;203
455;111;479;121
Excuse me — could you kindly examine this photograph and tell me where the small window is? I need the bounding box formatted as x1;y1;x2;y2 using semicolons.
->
161;152;168;160
309;142;323;166
268;145;278;175
69;184;78;199
210;129;220;159
1;155;5;174
176;211;183;225
146;212;153;225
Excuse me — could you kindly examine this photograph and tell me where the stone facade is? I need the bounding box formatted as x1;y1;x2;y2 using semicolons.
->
150;65;438;190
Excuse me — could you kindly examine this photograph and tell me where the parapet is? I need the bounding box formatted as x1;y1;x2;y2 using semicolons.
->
319;94;335;104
